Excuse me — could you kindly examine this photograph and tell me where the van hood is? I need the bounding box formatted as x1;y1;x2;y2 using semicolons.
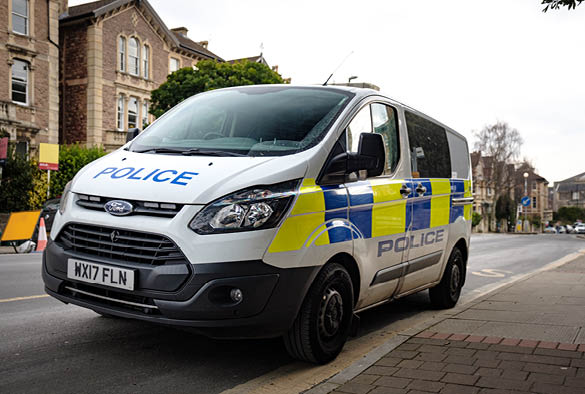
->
71;150;308;204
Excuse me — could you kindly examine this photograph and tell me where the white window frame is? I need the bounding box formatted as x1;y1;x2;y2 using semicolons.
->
12;0;29;36
128;38;140;76
142;100;149;128
117;95;125;131
169;57;180;73
142;44;150;79
127;97;138;129
118;36;126;72
11;59;29;105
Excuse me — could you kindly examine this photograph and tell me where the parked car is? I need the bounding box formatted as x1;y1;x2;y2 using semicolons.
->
565;224;575;234
558;226;567;234
544;226;557;234
31;198;60;242
576;224;585;234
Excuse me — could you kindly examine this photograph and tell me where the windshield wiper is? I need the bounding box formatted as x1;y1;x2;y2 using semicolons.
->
133;147;245;156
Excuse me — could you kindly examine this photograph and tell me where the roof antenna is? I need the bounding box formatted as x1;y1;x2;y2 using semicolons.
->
323;51;354;86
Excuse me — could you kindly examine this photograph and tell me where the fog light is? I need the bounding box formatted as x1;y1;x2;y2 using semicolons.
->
230;288;243;303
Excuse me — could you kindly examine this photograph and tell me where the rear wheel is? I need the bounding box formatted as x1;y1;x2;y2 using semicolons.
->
429;248;464;309
284;263;354;364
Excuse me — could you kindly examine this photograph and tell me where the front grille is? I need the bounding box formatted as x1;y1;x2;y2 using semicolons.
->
56;223;185;265
76;194;183;217
63;281;160;315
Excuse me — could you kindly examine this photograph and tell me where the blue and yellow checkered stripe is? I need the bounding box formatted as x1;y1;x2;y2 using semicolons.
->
267;178;472;253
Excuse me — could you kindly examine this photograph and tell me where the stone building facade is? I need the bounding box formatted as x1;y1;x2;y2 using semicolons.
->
59;0;222;150
514;164;553;228
553;172;585;212
0;0;66;156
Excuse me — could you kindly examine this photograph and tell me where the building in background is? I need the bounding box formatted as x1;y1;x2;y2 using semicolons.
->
0;0;67;156
514;164;552;229
228;53;291;83
553;172;585;211
59;0;222;150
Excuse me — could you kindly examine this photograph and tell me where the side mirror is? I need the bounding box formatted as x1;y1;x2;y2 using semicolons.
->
319;133;385;185
126;128;140;142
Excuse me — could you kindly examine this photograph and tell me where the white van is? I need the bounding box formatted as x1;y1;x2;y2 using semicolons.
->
43;85;472;364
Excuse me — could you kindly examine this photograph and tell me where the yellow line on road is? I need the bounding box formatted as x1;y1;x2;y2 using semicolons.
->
0;294;49;303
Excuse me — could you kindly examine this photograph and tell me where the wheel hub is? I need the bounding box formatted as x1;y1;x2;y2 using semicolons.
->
319;288;344;338
450;264;461;298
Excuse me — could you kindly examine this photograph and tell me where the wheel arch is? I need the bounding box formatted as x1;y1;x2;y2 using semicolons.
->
453;237;469;285
326;252;361;306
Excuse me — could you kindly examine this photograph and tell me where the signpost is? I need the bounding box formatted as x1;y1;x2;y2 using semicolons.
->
39;143;59;199
521;196;531;207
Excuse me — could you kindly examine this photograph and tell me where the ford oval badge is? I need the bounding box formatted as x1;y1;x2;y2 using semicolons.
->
104;200;134;216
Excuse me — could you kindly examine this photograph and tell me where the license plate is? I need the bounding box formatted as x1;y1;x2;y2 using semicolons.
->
67;259;135;291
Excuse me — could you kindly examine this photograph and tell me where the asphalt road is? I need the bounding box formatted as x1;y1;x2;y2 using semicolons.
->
0;234;583;394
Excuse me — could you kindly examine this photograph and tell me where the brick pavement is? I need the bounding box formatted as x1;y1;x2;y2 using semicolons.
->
312;253;585;394
332;336;585;394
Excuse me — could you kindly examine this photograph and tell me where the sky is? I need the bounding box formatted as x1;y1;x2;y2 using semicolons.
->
71;0;585;183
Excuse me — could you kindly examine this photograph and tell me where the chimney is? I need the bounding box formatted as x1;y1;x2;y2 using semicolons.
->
272;65;279;73
171;27;189;37
197;41;208;49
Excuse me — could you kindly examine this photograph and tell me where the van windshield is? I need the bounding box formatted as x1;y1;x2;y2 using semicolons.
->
130;86;353;157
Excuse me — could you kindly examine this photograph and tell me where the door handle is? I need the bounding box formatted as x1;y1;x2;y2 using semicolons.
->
400;184;412;198
415;183;427;196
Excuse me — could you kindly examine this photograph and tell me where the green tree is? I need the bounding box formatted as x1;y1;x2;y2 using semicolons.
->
542;0;583;11
150;60;285;118
0;145;43;212
50;144;107;199
556;206;585;223
472;212;482;228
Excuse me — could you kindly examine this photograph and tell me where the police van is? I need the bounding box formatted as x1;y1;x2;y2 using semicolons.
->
43;85;473;364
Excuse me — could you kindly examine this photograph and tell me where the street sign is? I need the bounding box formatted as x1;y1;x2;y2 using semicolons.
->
39;143;59;171
0;210;41;242
521;196;531;207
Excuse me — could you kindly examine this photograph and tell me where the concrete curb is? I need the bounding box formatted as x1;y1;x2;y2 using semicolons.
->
305;249;585;394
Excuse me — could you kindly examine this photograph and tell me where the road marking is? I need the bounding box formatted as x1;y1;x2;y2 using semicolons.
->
471;268;513;278
0;294;49;303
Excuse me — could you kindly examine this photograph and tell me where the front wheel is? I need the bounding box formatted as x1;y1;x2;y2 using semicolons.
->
284;263;354;364
429;248;464;309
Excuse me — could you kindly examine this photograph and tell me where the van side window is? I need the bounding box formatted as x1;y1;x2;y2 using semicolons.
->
371;103;399;174
347;105;372;152
405;111;451;178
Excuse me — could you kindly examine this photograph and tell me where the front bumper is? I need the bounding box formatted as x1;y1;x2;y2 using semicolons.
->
43;240;320;338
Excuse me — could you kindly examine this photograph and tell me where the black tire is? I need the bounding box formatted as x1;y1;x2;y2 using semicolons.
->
429;248;464;309
283;263;354;364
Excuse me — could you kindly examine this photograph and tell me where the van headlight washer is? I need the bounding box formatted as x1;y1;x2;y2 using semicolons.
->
189;179;301;234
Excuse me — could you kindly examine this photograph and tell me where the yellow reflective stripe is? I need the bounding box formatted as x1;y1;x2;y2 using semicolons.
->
267;212;328;253
302;178;317;187
306;223;330;246
371;201;406;237
463;179;472;220
291;184;325;215
370;179;403;203
430;179;451;195
429;179;450;228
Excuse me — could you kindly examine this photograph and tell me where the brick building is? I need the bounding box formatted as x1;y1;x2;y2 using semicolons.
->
0;0;66;156
59;0;222;149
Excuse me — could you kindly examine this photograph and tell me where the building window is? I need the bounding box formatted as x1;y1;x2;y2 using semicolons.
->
128;38;140;76
118;36;126;72
532;182;537;190
11;59;28;104
169;58;180;73
532;197;537;209
142;45;150;78
573;191;579;201
128;97;138;128
117;95;125;130
487;187;492;196
12;0;28;35
142;101;149;128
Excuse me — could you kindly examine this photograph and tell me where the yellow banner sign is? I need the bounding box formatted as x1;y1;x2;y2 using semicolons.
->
1;211;41;241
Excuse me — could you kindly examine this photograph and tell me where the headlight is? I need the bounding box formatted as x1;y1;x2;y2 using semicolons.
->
189;179;301;234
58;181;72;215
